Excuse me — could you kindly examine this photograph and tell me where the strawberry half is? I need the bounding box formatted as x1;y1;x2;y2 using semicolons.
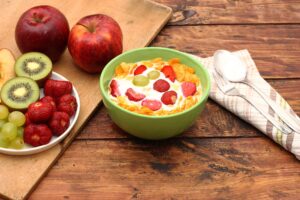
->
161;91;177;105
24;124;52;147
27;102;54;123
153;79;170;92
181;82;196;97
40;96;56;111
125;88;145;102
57;94;78;116
134;65;147;75
44;79;72;99
49;112;70;136
161;65;176;82
110;79;120;97
142;99;162;111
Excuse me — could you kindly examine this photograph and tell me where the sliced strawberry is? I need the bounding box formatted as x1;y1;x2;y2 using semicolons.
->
181;82;196;97
24;124;52;147
40;96;56;111
134;65;147;75
125;88;145;102
44;79;72;99
142;99;162;111
161;91;177;105
27;102;54;123
48;112;70;136
153;79;170;92
110;80;120;97
57;94;77;116
161;65;176;82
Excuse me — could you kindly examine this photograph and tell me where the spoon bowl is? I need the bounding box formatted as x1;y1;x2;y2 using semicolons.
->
213;50;247;82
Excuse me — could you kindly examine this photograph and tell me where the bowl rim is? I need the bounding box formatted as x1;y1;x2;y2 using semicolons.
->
99;47;211;119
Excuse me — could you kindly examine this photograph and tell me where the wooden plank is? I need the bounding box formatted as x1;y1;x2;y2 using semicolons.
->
154;0;300;25
77;79;300;139
151;24;300;78
0;1;172;199
78;100;260;139
30;138;300;199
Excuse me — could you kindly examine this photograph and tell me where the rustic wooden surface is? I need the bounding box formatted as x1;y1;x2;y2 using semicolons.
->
28;0;300;199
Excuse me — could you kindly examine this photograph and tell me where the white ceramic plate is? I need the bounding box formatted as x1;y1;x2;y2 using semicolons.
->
0;72;80;155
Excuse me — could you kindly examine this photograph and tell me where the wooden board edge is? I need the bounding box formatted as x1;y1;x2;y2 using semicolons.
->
144;0;173;46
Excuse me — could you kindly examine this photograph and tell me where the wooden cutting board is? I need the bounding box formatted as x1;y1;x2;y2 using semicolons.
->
0;1;172;199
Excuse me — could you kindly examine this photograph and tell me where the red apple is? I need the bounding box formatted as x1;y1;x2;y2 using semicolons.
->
68;14;123;73
15;5;69;62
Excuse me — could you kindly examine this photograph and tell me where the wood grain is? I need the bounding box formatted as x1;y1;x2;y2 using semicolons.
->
154;0;300;25
2;0;300;199
0;1;171;199
77;79;300;139
151;24;300;78
30;138;300;199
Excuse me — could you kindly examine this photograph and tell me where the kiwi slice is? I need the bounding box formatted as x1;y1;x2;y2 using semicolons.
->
14;52;52;87
0;77;40;111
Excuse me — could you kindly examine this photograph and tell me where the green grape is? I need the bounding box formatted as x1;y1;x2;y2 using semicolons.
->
0;119;6;129
9;137;24;149
133;75;149;87
147;70;160;80
17;127;24;138
0;136;9;148
1;122;17;142
8;111;26;127
0;105;9;120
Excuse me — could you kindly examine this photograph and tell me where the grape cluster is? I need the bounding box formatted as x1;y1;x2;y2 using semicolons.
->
0;105;26;149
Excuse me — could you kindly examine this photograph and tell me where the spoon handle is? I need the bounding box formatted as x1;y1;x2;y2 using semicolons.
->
239;93;293;135
243;79;300;133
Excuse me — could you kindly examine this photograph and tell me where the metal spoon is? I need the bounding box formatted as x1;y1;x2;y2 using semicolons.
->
214;50;300;133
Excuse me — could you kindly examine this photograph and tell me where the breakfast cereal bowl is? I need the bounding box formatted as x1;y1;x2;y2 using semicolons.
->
99;47;210;140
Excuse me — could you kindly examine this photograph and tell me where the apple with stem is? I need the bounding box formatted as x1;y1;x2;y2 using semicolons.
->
15;5;69;62
68;14;123;73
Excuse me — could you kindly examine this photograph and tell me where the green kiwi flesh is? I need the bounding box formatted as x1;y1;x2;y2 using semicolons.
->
15;52;52;87
0;77;40;111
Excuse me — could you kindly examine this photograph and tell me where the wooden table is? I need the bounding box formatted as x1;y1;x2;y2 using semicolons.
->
29;1;300;199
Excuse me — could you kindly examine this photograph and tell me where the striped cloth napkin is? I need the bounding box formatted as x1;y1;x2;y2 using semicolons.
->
194;50;300;160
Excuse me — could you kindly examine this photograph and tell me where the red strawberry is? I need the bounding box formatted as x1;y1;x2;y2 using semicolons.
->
57;94;78;116
110;79;120;97
181;82;196;97
49;112;70;136
142;99;162;111
44;79;72;99
161;91;177;105
25;112;31;126
134;65;147;75
161;65;176;82
40;96;56;111
24;124;52;147
125;88;145;102
153;79;170;92
27;102;54;123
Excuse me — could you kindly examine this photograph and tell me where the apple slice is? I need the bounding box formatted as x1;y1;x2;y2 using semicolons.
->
0;48;16;91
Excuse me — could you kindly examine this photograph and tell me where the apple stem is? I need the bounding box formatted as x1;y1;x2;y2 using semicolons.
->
78;23;96;33
32;13;43;23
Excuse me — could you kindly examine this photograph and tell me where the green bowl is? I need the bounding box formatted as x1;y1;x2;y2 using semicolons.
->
99;47;211;140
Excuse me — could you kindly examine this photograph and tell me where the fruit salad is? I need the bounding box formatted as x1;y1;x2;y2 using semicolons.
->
108;58;202;116
0;50;78;149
